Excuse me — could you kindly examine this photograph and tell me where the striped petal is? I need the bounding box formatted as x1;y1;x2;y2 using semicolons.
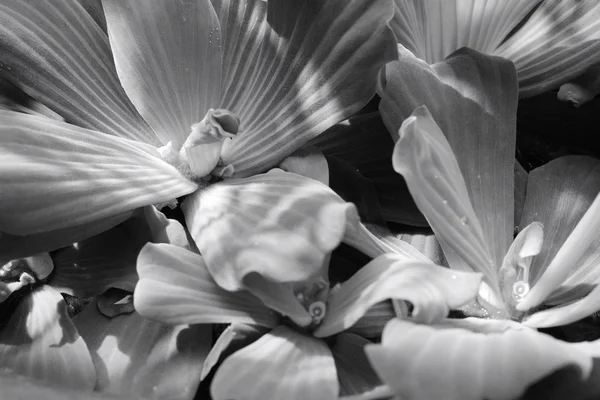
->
0;211;132;265
392;0;539;63
381;47;518;276
73;299;211;399
314;253;482;338
517;156;600;310
331;333;383;397
50;214;154;297
211;325;338;400
0;112;196;235
514;160;528;227
392;106;498;287
135;243;278;328
182;169;359;291
0;0;158;144
495;0;600;97
216;0;398;176
366;318;594;400
524;284;600;328
102;0;222;147
0;286;96;390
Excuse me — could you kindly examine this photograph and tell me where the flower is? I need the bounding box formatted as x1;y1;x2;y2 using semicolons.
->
367;41;600;400
0;207;211;398
391;0;600;97
0;0;397;262
133;237;481;400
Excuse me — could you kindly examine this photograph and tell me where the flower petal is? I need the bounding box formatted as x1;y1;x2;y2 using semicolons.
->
0;211;132;265
514;160;529;227
558;63;600;107
331;332;383;397
495;0;600;97
50;214;154;297
314;253;482;338
345;301;395;339
392;0;540;63
135;243;277;328
73;298;211;399
0;0;158;144
102;0;222;147
381;47;518;276
0;286;95;389
211;325;338;400
182;169;359;291
517;156;600;310
366;317;594;400
279;147;329;186
308;112;426;226
392;106;498;286
0;112;196;235
524;284;600;328
201;323;269;380
216;0;398;176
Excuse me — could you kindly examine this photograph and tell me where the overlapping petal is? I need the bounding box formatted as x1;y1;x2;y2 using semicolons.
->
211;326;338;400
392;106;497;285
216;0;398;176
381;47;518;273
314;253;482;337
496;0;600;97
0;286;96;389
392;0;539;64
73;298;211;399
135;243;278;328
0;112;196;235
366;318;594;400
0;0;158;144
102;0;222;147
518;156;600;307
182;169;359;292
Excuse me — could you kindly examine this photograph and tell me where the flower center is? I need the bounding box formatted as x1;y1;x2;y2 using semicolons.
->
159;108;240;180
294;276;330;326
498;261;531;319
0;254;53;303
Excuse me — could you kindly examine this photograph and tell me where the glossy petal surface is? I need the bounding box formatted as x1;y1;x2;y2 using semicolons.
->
102;0;222;146
74;299;211;399
183;169;358;291
216;0;398;176
366;318;593;400
0;286;96;389
211;325;338;400
0;0;158;144
0;112;196;235
135;243;277;328
381;47;518;274
314;253;482;337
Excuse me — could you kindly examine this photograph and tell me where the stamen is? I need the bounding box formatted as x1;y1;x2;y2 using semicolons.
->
512;281;530;300
0;254;54;303
308;301;327;323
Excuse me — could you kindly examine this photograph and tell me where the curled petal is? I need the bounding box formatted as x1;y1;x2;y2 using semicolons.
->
0;0;158;144
211;326;338;400
102;0;222;146
0;112;196;235
392;106;498;287
0;286;95;389
518;156;600;307
73;298;211;399
314;253;482;338
381;47;518;275
216;0;398;176
279;147;329;186
495;0;600;97
135;243;277;328
182;169;359;291
366;318;594;400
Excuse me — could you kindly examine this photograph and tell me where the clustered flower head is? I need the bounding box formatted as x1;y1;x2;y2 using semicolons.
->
1;0;600;399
